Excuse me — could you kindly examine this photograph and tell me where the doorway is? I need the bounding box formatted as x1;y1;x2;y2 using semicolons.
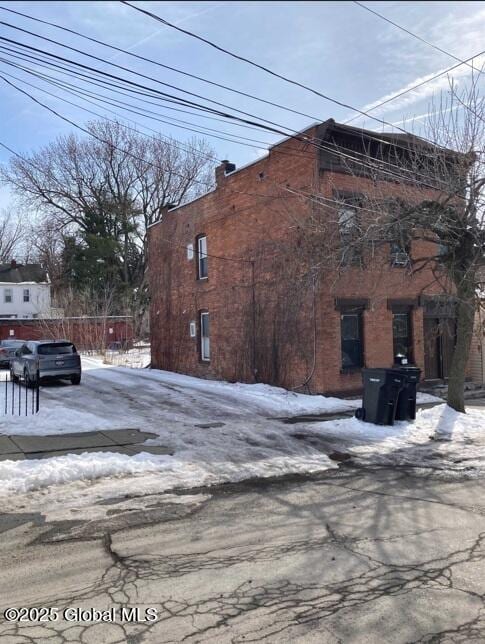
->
424;317;456;380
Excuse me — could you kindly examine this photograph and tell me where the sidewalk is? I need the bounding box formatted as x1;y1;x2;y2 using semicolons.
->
0;429;173;461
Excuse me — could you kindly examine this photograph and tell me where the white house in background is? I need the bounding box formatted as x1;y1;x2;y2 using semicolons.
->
0;260;51;319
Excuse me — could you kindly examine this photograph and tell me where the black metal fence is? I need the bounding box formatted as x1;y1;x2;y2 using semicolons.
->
2;373;40;416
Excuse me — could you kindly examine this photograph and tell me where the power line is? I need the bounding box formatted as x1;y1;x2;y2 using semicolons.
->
0;19;300;136
0;23;463;196
121;0;448;141
0;50;455;196
0;20;456;181
0;40;276;136
121;0;485;143
0;3;325;124
0;62;276;152
0;40;430;187
0;4;464;166
0;126;463;275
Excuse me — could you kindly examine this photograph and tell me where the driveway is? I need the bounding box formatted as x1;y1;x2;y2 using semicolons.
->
1;466;484;643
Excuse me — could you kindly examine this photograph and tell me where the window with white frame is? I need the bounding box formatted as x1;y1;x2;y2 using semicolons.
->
4;288;13;304
197;235;208;279
23;288;30;303
200;311;210;361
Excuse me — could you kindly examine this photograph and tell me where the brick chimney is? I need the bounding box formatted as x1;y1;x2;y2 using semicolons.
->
10;259;17;269
215;160;236;187
159;203;176;219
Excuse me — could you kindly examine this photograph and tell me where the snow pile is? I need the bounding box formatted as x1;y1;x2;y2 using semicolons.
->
303;405;485;474
0;447;335;496
100;346;151;369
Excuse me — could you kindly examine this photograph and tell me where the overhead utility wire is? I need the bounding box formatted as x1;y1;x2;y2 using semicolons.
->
0;41;241;119
0;52;454;195
344;48;485;125
0;72;425;227
0;41;275;135
0;63;275;150
0;4;469;161
0;20;301;136
2;70;455;225
122;0;485;149
0;56;448;193
0;37;453;192
0;17;455;178
120;0;445;142
0;4;324;124
0;11;465;191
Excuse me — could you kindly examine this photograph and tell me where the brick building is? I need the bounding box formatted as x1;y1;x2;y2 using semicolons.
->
148;119;457;395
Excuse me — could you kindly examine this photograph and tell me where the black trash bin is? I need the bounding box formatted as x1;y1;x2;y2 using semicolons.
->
393;366;421;421
355;368;407;425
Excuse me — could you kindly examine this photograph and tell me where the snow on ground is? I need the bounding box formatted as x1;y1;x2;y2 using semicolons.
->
3;356;479;501
83;355;367;415
0;356;365;436
298;404;485;475
0;449;335;496
99;345;151;369
0;357;442;436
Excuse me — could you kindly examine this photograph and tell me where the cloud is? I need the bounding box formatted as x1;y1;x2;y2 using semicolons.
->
348;4;485;123
106;2;226;62
361;55;485;117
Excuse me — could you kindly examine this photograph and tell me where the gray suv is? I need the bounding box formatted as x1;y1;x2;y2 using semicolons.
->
0;339;24;368
11;340;82;386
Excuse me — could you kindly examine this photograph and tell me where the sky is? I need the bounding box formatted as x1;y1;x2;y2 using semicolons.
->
0;0;484;209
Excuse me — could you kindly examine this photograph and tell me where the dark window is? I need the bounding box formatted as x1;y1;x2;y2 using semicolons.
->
200;312;210;361
37;342;77;355
337;195;363;266
23;288;30;303
341;312;363;369
197;235;208;279
393;312;412;363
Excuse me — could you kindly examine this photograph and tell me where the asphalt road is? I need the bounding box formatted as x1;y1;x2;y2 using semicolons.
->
1;465;485;643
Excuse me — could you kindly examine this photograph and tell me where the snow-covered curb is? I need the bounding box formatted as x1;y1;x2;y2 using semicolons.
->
0;450;336;496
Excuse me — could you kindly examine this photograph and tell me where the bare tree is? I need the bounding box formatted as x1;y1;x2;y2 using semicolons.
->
1;120;216;331
0;209;27;263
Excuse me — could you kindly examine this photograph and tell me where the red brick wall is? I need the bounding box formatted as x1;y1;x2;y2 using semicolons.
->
149;131;448;395
0;318;133;350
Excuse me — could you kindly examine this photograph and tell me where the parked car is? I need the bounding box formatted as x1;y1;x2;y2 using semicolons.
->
10;340;82;386
0;339;25;368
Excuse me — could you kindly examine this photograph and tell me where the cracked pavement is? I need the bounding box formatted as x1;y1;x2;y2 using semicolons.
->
1;466;485;642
